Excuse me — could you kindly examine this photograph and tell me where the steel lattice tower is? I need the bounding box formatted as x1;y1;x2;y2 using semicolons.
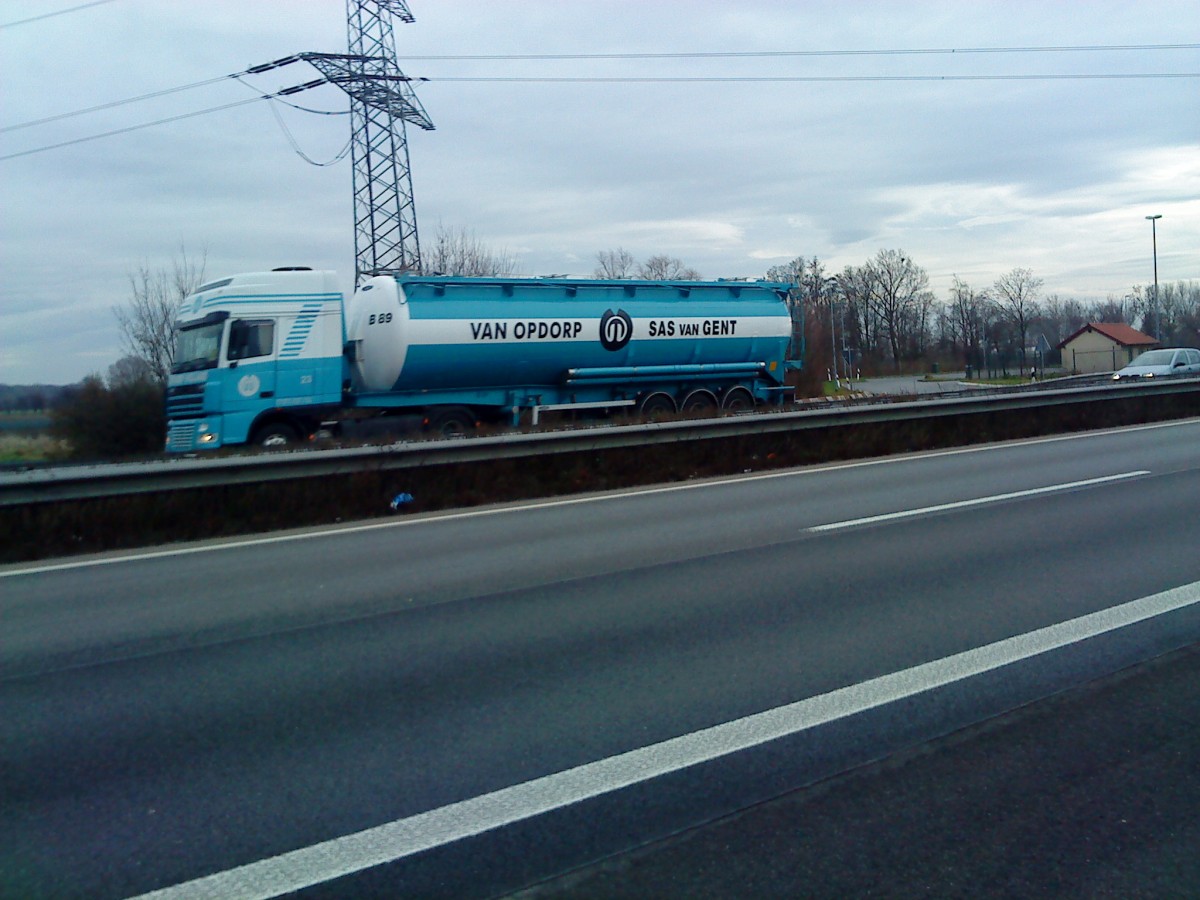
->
307;1;434;277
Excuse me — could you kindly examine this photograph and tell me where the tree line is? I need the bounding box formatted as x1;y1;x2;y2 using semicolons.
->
598;247;1200;378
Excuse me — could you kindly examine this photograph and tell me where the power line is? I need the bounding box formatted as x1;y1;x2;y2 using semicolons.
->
399;43;1200;61
1;55;311;134
0;0;116;30
1;74;234;133
230;75;351;166
232;74;351;116
425;73;1199;83
0;81;329;162
8;40;1194;134
262;96;352;165
0;98;264;160
4;59;1193;162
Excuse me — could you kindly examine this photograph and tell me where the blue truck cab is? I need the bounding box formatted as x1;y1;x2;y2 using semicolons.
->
166;270;345;451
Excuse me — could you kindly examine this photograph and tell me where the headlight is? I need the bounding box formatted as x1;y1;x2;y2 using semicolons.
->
199;433;218;444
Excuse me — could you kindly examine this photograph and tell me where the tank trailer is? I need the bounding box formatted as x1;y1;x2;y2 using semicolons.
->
165;268;800;451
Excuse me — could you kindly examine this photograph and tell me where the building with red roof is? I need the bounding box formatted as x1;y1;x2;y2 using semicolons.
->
1057;322;1158;374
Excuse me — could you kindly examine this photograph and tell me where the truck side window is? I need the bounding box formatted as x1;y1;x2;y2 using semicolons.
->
228;319;274;361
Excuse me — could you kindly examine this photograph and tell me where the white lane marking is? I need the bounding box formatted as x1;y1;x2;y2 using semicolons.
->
808;471;1150;533
7;417;1194;579
131;578;1200;900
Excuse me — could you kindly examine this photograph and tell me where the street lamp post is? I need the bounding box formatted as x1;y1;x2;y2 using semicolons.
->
824;276;841;388
829;286;839;388
1146;214;1162;341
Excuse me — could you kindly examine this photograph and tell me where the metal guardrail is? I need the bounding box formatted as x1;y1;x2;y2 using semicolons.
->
3;376;1198;507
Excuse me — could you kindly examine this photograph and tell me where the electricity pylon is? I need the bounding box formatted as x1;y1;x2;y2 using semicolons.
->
306;1;434;277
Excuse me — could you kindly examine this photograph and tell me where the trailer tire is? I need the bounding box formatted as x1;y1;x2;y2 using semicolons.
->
426;406;477;437
253;422;301;448
638;392;677;420
680;389;719;415
721;386;755;412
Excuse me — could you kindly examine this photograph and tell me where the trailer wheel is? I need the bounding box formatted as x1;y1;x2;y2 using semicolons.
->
638;392;677;420
680;389;719;415
426;406;477;437
253;422;301;448
721;386;755;412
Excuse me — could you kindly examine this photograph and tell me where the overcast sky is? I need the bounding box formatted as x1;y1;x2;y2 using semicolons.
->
2;0;1197;384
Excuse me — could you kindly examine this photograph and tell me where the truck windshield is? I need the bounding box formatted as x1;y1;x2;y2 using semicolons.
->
172;321;224;373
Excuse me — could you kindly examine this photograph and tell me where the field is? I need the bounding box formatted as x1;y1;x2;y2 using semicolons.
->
0;413;65;463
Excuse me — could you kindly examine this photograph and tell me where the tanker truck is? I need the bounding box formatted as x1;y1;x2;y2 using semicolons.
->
165;268;800;452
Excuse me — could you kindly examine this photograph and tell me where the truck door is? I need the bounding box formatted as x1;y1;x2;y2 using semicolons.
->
274;306;323;403
221;318;278;435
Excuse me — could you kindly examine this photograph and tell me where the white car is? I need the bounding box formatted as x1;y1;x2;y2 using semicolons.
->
1113;347;1200;380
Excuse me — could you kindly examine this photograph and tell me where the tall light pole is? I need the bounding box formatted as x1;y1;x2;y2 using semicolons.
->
827;276;840;387
1146;214;1162;341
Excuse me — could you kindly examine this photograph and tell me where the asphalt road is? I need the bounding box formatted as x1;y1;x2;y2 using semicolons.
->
3;419;1200;898
512;643;1200;899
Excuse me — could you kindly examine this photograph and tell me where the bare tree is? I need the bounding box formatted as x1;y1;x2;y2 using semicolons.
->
1128;280;1198;342
948;276;991;371
115;247;207;382
106;355;156;389
1038;294;1088;344
903;288;937;358
840;264;878;362
421;224;519;276
1088;294;1131;325
992;267;1043;369
764;257;807;287
765;256;826;363
636;254;701;280
594;247;636;279
1167;280;1200;344
865;250;929;368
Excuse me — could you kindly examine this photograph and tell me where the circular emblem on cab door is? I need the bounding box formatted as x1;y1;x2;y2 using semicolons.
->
237;374;261;398
599;308;633;351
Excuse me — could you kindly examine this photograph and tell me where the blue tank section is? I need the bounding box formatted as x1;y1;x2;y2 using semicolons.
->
345;274;794;398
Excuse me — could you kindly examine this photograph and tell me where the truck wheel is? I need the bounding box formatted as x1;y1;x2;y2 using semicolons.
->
427;406;476;437
638;392;677;420
254;423;300;448
680;389;719;415
721;387;755;412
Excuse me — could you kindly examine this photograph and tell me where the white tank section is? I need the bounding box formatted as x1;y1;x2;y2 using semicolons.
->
344;275;411;392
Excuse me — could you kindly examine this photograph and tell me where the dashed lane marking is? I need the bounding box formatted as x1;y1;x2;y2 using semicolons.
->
808;470;1150;532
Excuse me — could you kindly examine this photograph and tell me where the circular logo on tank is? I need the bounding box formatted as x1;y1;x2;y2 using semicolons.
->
599;308;633;351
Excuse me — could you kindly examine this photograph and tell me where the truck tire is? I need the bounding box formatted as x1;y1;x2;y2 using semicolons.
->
638;392;677;420
253;422;301;448
721;386;755;412
680;389;719;415
426;406;477;437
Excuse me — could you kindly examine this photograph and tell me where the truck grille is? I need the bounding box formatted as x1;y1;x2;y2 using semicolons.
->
166;422;196;451
167;384;205;419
